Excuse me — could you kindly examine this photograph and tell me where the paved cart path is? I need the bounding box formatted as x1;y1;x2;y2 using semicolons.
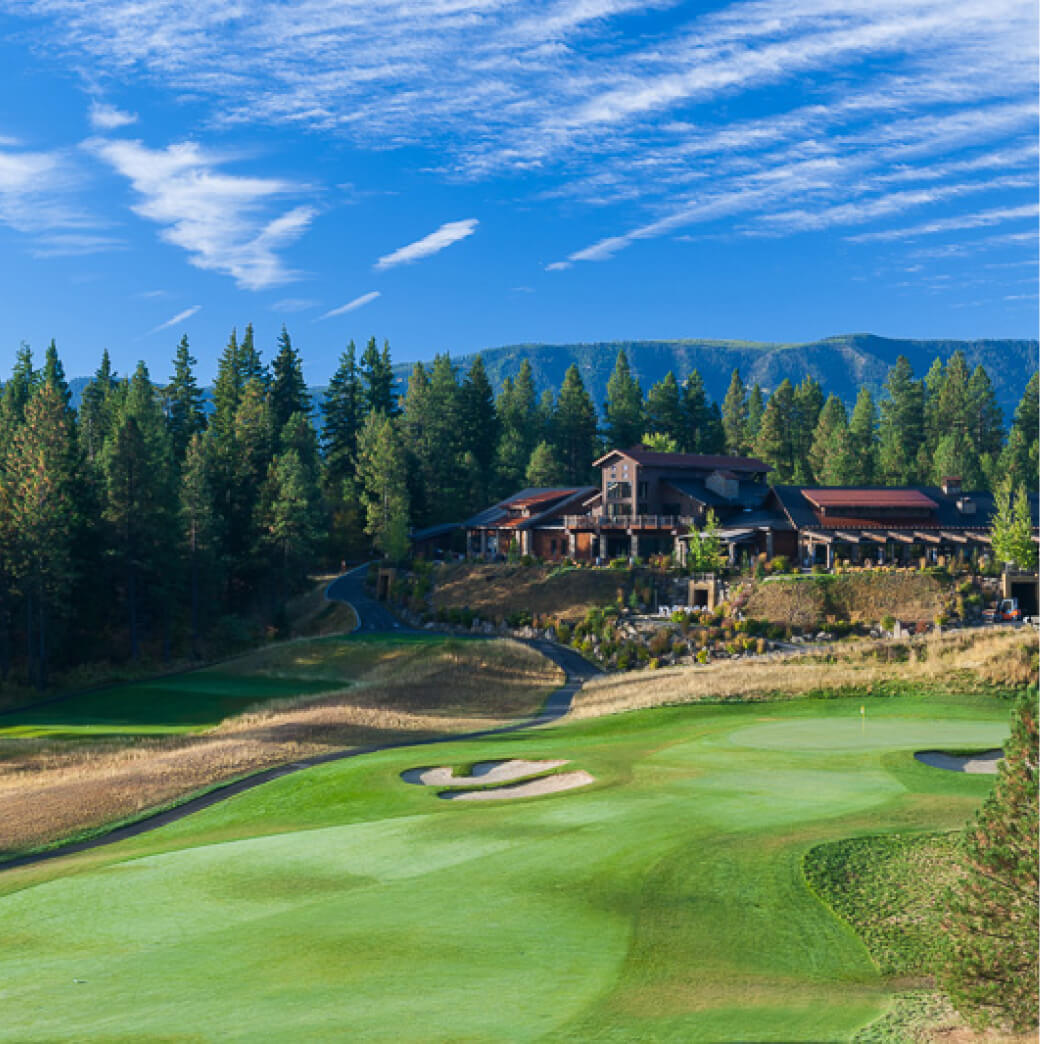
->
1;566;598;872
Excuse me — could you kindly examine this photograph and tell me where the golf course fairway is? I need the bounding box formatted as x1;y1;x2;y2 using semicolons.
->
0;688;1009;1041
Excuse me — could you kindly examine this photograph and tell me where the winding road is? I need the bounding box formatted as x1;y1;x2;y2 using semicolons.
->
1;566;598;872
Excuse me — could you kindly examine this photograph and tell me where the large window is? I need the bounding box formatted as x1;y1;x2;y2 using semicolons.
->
606;480;632;500
607;502;632;517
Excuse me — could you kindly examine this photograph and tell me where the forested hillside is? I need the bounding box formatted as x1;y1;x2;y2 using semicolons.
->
434;334;1036;418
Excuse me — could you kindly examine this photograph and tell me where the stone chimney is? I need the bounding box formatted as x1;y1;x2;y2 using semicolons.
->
956;496;976;515
706;469;739;501
941;476;962;495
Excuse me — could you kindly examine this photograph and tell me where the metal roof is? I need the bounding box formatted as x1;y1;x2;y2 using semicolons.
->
802;488;939;510
593;447;771;473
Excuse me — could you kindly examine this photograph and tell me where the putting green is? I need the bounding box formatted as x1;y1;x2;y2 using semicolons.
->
0;689;1010;1041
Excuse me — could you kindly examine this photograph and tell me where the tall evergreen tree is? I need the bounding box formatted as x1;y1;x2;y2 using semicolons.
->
459;355;499;503
495;360;539;495
238;323;267;387
604;349;644;450
100;363;177;659
3;382;81;686
0;342;40;440
878;355;925;485
79;349;118;464
645;372;684;446
1000;372;1039;490
322;341;364;488
166;335;207;463
942;690;1038;1032
846;387;878;485
809;395;852;486
746;383;765;446
180;432;218;658
42;340;71;412
791;376;824;478
754;379;796;482
357;412;410;560
721;369;749;455
360;337;397;416
211;328;243;442
552;365;599;484
269;325;311;438
702;402;726;454
682;370;710;452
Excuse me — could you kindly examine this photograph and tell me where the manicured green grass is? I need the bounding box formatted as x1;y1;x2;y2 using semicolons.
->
0;688;1009;1041
0;633;453;739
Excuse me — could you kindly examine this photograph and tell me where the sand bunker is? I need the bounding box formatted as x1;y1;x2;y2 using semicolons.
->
440;770;596;801
401;759;570;787
914;749;1003;774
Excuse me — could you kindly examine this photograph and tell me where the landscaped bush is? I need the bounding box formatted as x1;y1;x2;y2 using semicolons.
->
609;557;629;569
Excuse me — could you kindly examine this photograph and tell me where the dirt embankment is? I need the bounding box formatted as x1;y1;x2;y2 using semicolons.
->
430;562;634;621
0;638;561;859
745;572;949;629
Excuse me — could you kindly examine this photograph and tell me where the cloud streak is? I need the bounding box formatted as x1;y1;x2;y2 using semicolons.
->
89;101;137;130
317;291;381;319
374;219;478;270
148;304;201;334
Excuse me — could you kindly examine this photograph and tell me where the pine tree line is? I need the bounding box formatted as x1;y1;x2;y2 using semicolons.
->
0;333;1035;683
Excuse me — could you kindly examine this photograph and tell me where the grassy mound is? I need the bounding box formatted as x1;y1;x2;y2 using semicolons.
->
746;571;948;628
429;561;634;621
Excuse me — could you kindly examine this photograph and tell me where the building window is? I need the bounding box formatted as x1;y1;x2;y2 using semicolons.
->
637;481;648;498
606;480;631;500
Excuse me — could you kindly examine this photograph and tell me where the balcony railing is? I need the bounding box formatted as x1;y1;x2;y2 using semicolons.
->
564;514;695;531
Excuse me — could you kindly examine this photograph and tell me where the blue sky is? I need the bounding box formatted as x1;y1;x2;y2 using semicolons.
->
0;0;1036;383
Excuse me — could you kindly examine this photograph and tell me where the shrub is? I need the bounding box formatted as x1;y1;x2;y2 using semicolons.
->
881;614;896;631
648;630;673;657
695;648;709;664
556;623;571;643
648;657;660;670
672;641;686;657
609;557;628;569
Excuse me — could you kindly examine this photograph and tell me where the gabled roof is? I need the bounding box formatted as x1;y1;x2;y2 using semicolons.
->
464;487;597;529
593;447;771;473
663;477;770;511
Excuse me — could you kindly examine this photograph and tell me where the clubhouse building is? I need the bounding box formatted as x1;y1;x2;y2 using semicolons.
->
452;447;1039;570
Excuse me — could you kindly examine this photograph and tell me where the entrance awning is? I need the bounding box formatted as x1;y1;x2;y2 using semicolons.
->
834;530;863;543
940;530;969;544
716;528;754;541
914;531;941;544
886;531;916;543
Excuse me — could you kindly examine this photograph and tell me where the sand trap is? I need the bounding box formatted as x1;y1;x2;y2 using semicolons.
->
914;749;1004;774
401;759;570;787
441;770;596;801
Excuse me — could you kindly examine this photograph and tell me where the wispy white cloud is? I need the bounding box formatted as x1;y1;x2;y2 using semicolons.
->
30;232;127;257
0;145;93;234
847;202;1039;243
374;219;478;270
316;291;380;319
148;304;201;335
85;137;317;289
273;297;320;312
88;101;137;130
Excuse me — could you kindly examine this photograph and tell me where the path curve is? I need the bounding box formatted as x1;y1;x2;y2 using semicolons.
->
1;565;598;873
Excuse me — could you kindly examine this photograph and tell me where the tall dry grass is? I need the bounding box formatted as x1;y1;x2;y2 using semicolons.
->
0;638;561;858
572;627;1037;720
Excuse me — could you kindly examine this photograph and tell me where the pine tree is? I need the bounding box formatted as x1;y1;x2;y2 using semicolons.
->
400;361;434;526
809;395;852;485
878;356;925;485
100;363;177;659
747;383;765;445
42;340;71;412
604;349;644;450
79;349;119;465
942;689;1038;1032
322;341;364;488
922;355;947;460
525;440;567;487
967;365;1004;466
846;387;878;485
645;372;684;447
0;342;40;441
228;378;276;579
702;402;726;454
791;376;824;478
495;360;539;495
269;325;311;438
180;432;218;657
459;355;499;503
682;371;710;452
238;323;267;387
552;365;599;484
357;412;410;560
360;337;397;416
211;329;243;442
721;369;749;455
754;380;795;482
3;382;81;686
1000;372;1039;490
166;334;207;463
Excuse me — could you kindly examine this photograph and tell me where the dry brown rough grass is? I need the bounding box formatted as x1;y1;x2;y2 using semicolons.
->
431;562;631;621
0;637;560;858
572;627;1037;720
